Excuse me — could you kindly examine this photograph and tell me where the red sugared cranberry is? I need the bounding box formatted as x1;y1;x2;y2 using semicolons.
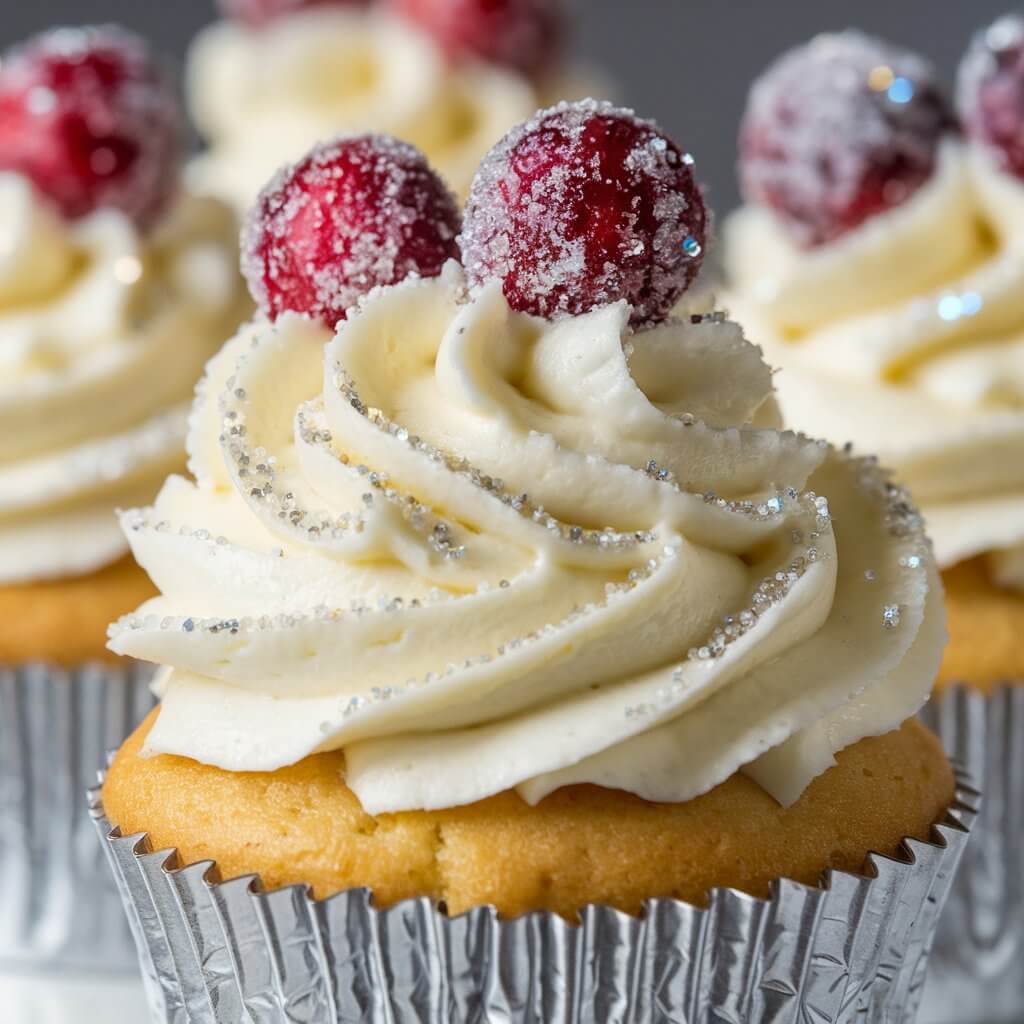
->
959;14;1024;179
218;0;369;29
0;26;182;226
739;31;955;248
460;100;706;328
389;0;564;79
243;135;461;327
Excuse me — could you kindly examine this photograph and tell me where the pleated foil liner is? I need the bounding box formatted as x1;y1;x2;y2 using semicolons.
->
919;684;1024;1024
90;770;975;1024
0;662;155;972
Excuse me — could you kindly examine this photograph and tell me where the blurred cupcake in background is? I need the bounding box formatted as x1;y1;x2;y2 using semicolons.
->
723;28;1024;690
0;25;249;973
94;103;969;1023
185;0;605;211
723;23;1024;1023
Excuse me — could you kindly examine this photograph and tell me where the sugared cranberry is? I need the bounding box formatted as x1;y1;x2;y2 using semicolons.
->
218;0;369;29
460;100;706;328
739;31;955;248
0;26;182;226
389;0;564;79
958;14;1024;179
243;135;461;327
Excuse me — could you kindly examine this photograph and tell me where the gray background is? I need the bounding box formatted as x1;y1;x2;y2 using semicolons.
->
0;1;1012;215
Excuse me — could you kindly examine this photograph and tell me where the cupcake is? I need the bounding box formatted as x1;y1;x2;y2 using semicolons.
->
94;103;969;1021
723;28;1024;690
186;0;600;212
0;26;249;971
722;24;1024;1023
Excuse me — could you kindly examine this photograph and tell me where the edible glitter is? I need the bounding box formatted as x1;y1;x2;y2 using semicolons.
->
883;604;902;629
332;365;659;552
645;459;676;484
686;550;813;664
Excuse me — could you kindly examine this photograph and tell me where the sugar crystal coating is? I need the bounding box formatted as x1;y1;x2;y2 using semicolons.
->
958;13;1024;179
460;99;707;328
218;0;369;28
242;134;461;327
739;30;955;248
389;0;565;78
0;25;183;226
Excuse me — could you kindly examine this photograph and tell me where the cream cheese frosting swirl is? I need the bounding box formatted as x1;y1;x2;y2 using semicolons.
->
0;173;251;584
725;139;1024;591
109;262;943;813
186;7;591;210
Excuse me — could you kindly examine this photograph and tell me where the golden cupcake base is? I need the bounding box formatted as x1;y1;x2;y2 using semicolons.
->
938;558;1024;691
0;556;156;666
104;712;952;920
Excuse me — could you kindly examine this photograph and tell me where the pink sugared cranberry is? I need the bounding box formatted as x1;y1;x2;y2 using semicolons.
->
739;31;955;248
389;0;564;79
217;0;369;29
0;26;182;226
242;135;461;327
959;14;1024;179
460;100;707;328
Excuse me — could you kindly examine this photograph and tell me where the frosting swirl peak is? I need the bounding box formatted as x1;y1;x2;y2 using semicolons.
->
110;264;943;813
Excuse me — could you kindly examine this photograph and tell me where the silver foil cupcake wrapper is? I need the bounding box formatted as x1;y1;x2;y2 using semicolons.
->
90;770;975;1024
919;684;1024;1024
0;661;155;972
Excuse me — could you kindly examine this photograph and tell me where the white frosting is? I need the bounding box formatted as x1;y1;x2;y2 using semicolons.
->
186;8;587;209
725;141;1024;590
0;173;250;584
109;264;942;813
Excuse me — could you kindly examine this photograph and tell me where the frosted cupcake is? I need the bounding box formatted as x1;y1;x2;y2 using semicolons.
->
724;29;1024;690
723;25;1024;1022
0;26;249;972
186;0;597;211
92;102;969;1021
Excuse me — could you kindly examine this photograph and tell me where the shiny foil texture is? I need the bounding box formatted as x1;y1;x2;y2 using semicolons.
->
0;661;155;971
91;767;974;1022
919;684;1024;1024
